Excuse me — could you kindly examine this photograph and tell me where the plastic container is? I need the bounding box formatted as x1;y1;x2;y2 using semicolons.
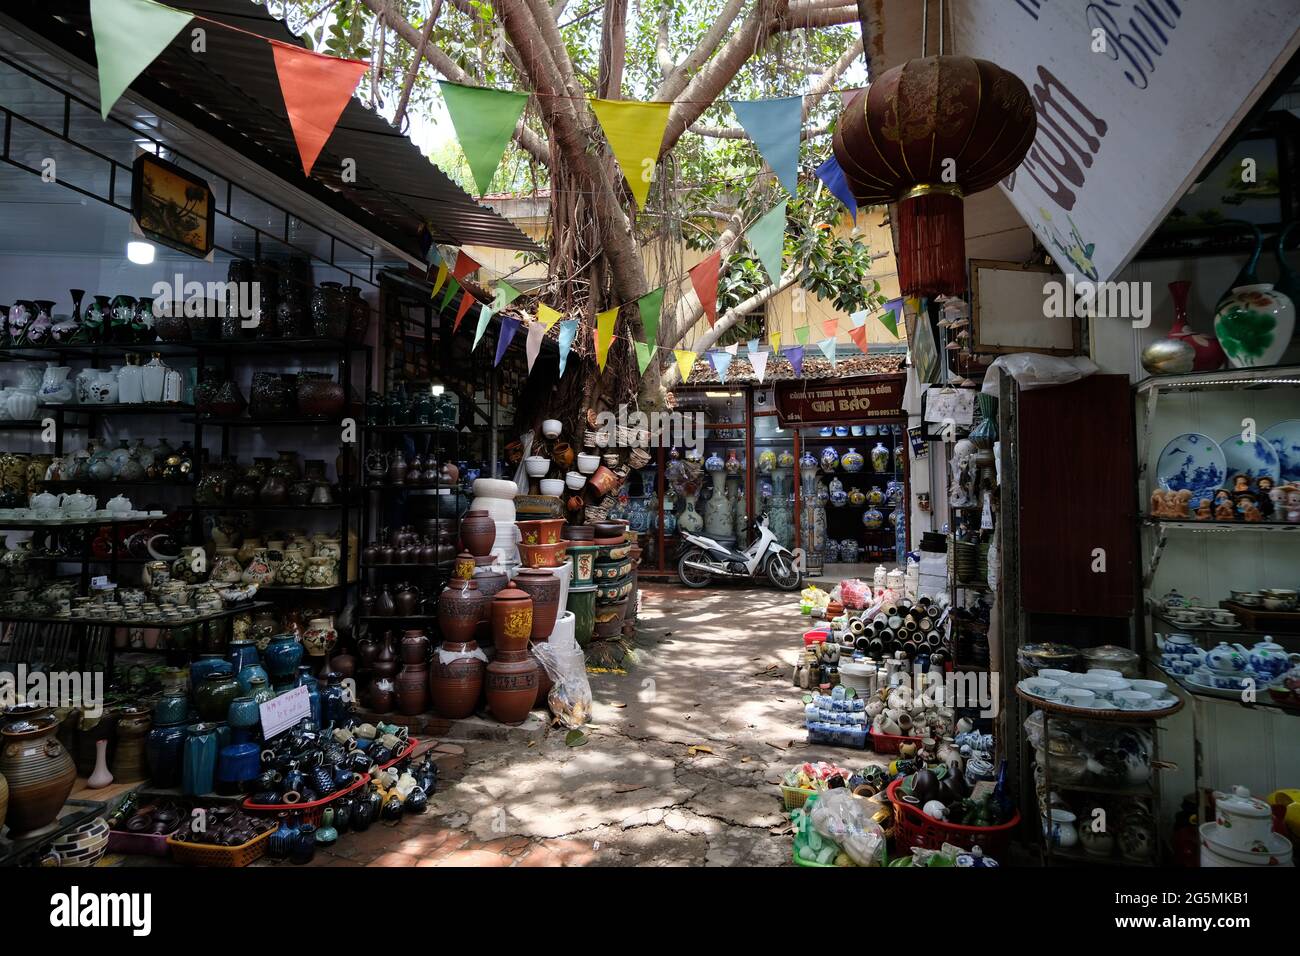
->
803;628;832;645
107;829;172;858
790;794;839;867
781;784;818;810
837;660;875;698
549;610;577;651
167;825;275;867
869;727;923;755
886;778;1019;855
241;772;370;827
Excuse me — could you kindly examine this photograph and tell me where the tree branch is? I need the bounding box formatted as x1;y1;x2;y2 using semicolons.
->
655;3;675;79
654;0;748;102
781;3;859;30
690;123;830;140
392;0;441;132
597;0;627;99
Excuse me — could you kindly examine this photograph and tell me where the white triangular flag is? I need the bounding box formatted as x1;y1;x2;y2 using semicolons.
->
750;347;769;384
525;320;546;373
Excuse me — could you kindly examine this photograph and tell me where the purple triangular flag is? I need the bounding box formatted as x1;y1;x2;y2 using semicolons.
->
494;315;520;367
785;344;804;377
815;154;857;224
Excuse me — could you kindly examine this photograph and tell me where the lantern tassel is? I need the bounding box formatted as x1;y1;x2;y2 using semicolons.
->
896;186;967;297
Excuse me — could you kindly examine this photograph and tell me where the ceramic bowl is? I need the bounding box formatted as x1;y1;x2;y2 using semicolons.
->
1112;690;1153;710
1128;679;1170;699
1075;675;1130;699
1037;668;1074;682
1023;677;1060;699
539;479;565;497
1086;668;1124;680
576;452;601;474
523;456;550;478
541;419;563;439
1059;687;1096;708
565;471;587;490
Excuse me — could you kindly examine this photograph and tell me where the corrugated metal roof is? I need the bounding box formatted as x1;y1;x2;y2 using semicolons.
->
11;0;540;259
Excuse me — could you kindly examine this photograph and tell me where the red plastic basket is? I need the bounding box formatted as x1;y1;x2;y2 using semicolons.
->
869;727;923;755
241;772;370;826
886;778;1019;856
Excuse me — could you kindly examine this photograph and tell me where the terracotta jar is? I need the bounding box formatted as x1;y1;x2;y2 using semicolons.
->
396;665;430;716
491;586;533;653
460;510;495;557
110;706;151;783
371;631;400;680
516;518;566;546
513;567;561;641
368;678;395;714
400;629;431;665
437;577;485;643
430;640;485;719
0;715;77;836
453;551;476;580
472;568;510;620
551;442;575;471
589;465;618;496
485;650;538;724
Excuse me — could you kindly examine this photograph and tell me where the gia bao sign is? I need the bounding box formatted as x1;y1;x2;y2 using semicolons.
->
955;0;1300;282
775;376;905;426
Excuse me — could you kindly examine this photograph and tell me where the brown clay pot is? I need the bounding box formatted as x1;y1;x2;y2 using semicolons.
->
430;640;486;719
368;678;395;714
551;442;575;471
110;706;151;783
371;631;400;681
472;568;509;621
0;715;77;836
588;466;619;496
485;649;538;725
516;518;566;546
400;629;431;665
395;665;430;716
460;510;496;558
491;586;533;653
330;652;357;680
513;567;561;641
437;578;485;643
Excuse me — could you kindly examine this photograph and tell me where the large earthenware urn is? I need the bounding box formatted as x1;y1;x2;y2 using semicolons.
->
491;586;533;653
437;577;485;643
513;567;561;641
460;510;496;557
0;714;77;836
485;649;538;724
430;639;487;719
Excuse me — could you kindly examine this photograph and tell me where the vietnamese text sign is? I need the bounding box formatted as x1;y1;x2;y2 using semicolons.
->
260;684;310;740
956;1;1300;282
775;375;905;426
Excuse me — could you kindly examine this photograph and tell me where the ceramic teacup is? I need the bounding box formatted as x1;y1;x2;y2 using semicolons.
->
1129;679;1170;700
1060;687;1096;708
1037;668;1073;682
1113;690;1153;710
1209;610;1237;626
1023;677;1060;698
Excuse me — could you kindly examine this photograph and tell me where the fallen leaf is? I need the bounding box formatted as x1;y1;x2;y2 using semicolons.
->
740;756;752;763
610;701;627;708
528;740;537;747
565;730;589;748
687;744;714;757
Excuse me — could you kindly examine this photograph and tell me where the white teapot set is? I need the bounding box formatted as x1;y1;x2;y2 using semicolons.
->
1160;634;1300;687
15;490;146;522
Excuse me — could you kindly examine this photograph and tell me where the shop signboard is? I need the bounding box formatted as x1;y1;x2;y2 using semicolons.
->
774;375;905;426
955;0;1300;282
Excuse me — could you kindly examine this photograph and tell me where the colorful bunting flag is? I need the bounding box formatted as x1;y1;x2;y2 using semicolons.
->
431;262;449;299
724;342;739;357
637;287;664;345
269;40;369;176
814;154;859;224
850;309;869;327
794;325;810;346
750;346;769;384
595;306;618;372
710;350;734;383
589;99;672;209
785;345;805;377
729;96;803;196
438;81;529;194
634;340;655;375
453;292;475;333
440;277;460;312
673;349;697;383
525;320;546;373
537;303;562;331
747;201;787;283
451;250;480;281
91;0;194;120
822;317;838;338
557;320;579;376
848;324;869;354
492;281;522;312
494;315;520;367
473;305;494;351
769;330;782;353
689;252;721;327
816;336;838;367
878;300;902;338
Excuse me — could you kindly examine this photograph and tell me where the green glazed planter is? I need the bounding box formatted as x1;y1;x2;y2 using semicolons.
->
567;545;599;589
566;586;597;647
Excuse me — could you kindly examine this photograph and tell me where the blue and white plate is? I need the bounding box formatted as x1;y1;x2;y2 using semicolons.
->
1220;431;1280;484
1156;433;1226;501
1262;420;1300;483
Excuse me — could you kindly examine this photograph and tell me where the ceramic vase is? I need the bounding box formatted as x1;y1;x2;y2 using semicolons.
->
0;716;77;836
1214;283;1295;368
1165;280;1225;371
491;586;533;653
513;567;561;640
438;577;485;643
485;649;538;724
460;510;495;557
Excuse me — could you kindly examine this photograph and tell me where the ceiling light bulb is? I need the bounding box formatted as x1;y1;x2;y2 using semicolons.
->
127;241;155;265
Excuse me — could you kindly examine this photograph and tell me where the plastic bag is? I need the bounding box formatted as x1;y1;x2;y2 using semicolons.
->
533;641;591;729
981;353;1098;395
809;789;886;866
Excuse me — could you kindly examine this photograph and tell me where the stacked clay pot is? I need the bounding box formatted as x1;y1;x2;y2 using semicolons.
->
513;567;561;641
430;640;486;719
438;577;485;643
485;651;538;725
491;586;533;653
0;715;77;836
459;509;496;557
396;629;431;716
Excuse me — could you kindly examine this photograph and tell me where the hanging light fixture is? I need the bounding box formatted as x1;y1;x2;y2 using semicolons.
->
834;0;1036;296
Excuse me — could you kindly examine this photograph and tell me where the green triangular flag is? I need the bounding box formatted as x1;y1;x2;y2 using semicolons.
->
91;0;194;120
492;280;522;311
637;287;664;346
747;200;787;283
439;81;529;195
878;302;901;338
794;324;810;346
440;277;460;311
634;340;655;375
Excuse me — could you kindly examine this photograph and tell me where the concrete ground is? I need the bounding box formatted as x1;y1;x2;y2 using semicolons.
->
307;581;885;867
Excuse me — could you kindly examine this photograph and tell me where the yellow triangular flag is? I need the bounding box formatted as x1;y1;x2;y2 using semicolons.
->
674;349;697;382
589;98;672;209
431;262;448;299
595;306;618;372
538;303;562;331
769;330;782;353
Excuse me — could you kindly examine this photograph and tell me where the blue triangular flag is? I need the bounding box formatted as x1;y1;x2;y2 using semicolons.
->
785;344;804;377
815;154;858;224
709;349;734;383
730;96;803;196
494;315;520;367
557;319;579;376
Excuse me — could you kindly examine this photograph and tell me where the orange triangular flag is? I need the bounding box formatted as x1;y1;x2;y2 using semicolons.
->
268;40;369;177
453;292;476;333
848;324;869;354
822;318;838;338
450;250;480;281
689;251;721;327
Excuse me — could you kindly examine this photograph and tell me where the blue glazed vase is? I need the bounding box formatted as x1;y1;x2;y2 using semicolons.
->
293;666;322;725
237;662;270;696
226;638;261;678
189;654;229;690
182;722;220;796
152;692;189;726
291;824;318;864
215;742;261;794
268;812;301;860
263;634;304;683
227;695;261;743
145;721;188;787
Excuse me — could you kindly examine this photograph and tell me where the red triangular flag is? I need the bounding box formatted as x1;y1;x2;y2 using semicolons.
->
268;40;369;177
848;324;869;354
689;251;721;327
822;318;838;339
453;292;476;333
450;250;480;281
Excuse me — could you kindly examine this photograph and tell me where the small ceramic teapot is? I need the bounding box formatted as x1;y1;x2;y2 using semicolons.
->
60;489;96;517
105;494;133;515
1246;640;1300;683
1204;642;1248;675
29;490;62;514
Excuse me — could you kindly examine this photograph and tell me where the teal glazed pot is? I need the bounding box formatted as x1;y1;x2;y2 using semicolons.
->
182;722;220;796
152;692;189;726
145;721;187;787
194;671;241;722
263;634;304;683
566;587;596;647
227;696;261;743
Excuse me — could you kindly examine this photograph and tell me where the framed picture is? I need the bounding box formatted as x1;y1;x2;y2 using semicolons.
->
131;153;215;259
969;258;1080;356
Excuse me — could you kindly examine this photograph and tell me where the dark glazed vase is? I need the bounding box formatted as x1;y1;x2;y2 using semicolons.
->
0;715;77;836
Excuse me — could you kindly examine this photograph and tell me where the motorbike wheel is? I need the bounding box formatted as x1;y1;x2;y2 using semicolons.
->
677;548;713;588
765;552;802;591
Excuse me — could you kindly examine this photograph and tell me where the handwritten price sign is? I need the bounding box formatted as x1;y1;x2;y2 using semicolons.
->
259;685;311;740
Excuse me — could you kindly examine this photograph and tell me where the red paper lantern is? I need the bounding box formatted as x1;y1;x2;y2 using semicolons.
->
834;56;1037;297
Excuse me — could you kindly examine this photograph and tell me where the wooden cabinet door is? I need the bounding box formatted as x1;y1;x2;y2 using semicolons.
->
1017;374;1135;617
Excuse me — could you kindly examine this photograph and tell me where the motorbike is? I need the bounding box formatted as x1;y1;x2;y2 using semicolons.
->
676;514;802;590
